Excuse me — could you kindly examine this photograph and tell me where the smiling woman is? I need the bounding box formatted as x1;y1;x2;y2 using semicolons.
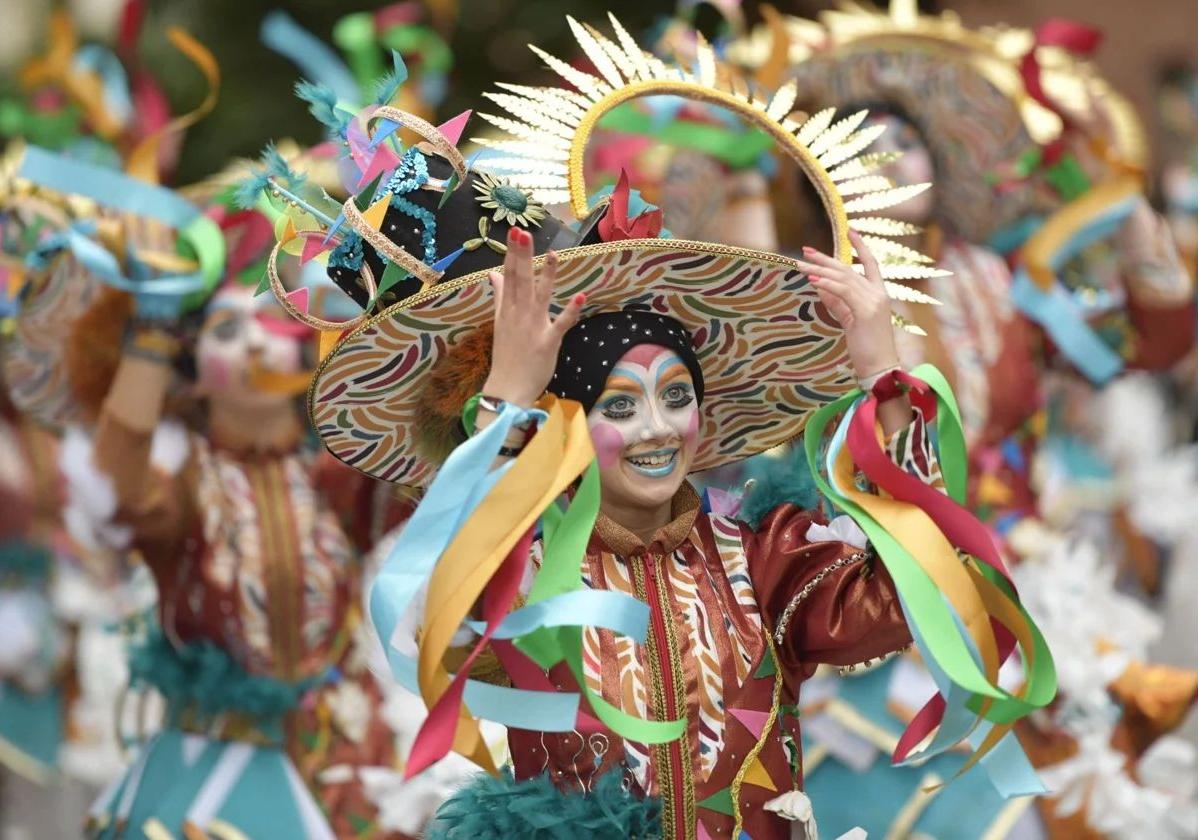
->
242;15;1058;839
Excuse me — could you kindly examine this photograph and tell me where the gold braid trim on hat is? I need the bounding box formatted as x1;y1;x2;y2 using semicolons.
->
469;13;946;312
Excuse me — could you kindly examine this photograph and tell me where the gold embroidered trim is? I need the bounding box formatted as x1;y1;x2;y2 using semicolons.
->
629;559;676;840
268;233;376;332
772;551;870;645
731;634;784;837
652;556;697;840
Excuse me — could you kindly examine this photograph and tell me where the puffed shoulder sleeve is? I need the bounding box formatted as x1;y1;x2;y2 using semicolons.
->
744;504;910;676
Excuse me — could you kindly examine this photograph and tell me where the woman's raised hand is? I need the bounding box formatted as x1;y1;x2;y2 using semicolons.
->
795;229;901;381
481;226;586;408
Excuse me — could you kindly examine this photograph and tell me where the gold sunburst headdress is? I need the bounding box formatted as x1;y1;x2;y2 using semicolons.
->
471;13;946;294
729;0;1056;244
309;14;948;485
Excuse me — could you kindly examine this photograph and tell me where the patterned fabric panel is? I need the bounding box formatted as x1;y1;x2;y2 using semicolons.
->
4;252;101;428
311;240;853;485
192;438;353;679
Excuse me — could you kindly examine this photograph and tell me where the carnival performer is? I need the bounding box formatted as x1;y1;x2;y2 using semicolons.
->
252;16;1055;839
7;132;415;835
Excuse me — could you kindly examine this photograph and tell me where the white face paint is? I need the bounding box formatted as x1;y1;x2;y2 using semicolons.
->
586;345;702;514
866;112;936;225
194;284;304;409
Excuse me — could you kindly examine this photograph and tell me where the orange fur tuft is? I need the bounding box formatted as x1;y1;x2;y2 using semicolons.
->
413;323;494;463
65;288;135;421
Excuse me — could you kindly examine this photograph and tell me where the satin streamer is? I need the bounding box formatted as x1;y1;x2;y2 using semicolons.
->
369;395;682;777
1012;177;1141;384
804;365;1055;796
18;146;224;315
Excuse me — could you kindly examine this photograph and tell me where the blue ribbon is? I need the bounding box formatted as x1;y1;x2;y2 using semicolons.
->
260;10;361;106
367;402;651;731
824;402;1044;796
1011;268;1124;385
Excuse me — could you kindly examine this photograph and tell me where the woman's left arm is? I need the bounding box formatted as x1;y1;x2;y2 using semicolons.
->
1117;197;1196;370
795;230;912;435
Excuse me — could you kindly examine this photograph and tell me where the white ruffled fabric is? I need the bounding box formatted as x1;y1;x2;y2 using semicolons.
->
1040;729;1198;839
58;420;189;553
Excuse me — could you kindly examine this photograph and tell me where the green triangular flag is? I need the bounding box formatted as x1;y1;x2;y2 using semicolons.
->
252;271;271;297
370;261;409;309
354;171;387;211
697;787;735;817
754;654;777;680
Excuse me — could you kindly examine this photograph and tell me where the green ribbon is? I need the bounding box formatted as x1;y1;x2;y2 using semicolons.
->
596;102;775;170
802;364;1053;723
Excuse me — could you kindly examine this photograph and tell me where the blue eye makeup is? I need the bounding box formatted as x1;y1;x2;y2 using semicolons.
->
661;383;695;409
600;395;637;420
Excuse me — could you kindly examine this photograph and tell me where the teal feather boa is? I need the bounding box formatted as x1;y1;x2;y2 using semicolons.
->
427;768;661;839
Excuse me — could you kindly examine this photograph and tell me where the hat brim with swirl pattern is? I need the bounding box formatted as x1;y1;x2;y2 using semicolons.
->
310;14;946;485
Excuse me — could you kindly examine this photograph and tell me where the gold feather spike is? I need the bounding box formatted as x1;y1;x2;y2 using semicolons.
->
883;281;942;305
477;112;572;150
766;80;799;122
818;124;888;169
696;36;718;89
569;17;626;91
482;93;577;140
834;175;894;197
494;83;592;119
529;44;610;101
827;152;901;182
878;264;953;281
606;13;652;81
858;235;933;264
845;216;922;237
796;108;836;146
585;21;641;85
808;110;869;157
843;183;931;214
473;157;569;175
470;137;570;162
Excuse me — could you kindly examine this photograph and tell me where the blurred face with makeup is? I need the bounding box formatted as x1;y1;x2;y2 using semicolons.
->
194;283;308;411
865;112;936;225
586;344;701;515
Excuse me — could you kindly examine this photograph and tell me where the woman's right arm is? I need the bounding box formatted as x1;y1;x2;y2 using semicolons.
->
90;327;189;559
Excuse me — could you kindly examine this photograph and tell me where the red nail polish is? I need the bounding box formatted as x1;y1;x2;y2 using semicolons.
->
574;293;586;305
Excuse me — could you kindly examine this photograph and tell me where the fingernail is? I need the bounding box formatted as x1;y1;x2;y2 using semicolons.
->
574;293;586;305
520;229;532;245
802;246;813;253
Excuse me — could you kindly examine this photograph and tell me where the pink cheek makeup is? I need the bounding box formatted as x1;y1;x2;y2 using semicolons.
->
589;422;628;469
198;353;232;391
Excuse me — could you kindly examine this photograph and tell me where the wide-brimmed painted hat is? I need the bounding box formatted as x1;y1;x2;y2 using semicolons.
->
271;15;943;486
731;0;1057;244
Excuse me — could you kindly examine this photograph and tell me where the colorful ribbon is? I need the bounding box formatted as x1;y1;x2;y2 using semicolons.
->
369;395;683;779
803;365;1056;796
1012;176;1141;384
17;146;225;316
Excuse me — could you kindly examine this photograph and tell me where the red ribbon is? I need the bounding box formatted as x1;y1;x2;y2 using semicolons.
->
1018;18;1104;164
405;527;534;778
847;371;1020;762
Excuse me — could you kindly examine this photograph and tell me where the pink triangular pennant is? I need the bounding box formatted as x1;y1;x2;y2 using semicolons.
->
696;822;715;840
300;235;331;265
284;286;310;314
356;145;401;192
436;110;472;146
730;708;771;740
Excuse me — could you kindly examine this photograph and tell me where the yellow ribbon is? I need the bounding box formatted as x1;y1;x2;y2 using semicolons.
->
418;395;595;771
124;28;220;184
1022;175;1141;291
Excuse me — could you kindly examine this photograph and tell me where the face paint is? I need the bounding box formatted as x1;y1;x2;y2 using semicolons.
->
195;285;307;406
586;345;701;514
